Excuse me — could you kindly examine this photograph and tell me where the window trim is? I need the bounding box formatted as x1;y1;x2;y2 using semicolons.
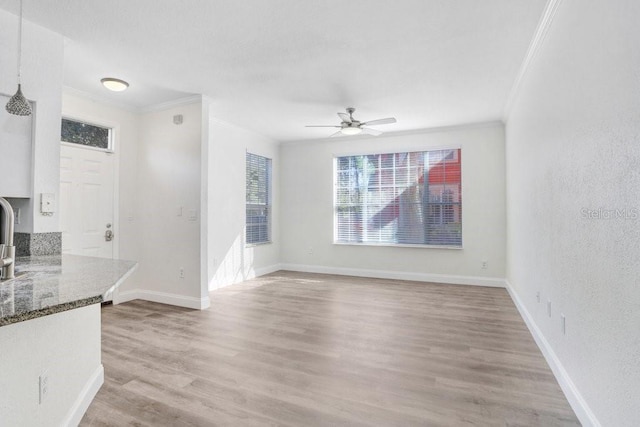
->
60;116;115;153
333;241;463;250
332;147;463;249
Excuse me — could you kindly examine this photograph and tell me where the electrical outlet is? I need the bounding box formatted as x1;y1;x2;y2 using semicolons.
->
481;260;488;269
39;372;49;404
179;268;185;279
561;314;566;335
536;291;540;303
547;300;552;317
13;207;20;225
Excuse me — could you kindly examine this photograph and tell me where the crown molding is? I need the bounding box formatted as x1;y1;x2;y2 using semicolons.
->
502;0;564;121
139;95;202;113
280;120;504;147
62;86;140;113
208;115;278;144
63;86;202;114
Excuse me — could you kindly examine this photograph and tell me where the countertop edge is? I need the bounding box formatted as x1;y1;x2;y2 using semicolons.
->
0;295;103;327
1;255;138;327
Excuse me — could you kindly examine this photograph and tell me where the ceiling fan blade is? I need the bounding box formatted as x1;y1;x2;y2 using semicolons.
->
362;117;396;126
329;131;344;138
305;125;341;128
338;112;351;123
361;127;383;136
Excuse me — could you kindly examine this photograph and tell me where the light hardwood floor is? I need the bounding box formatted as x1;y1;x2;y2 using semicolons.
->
81;271;580;426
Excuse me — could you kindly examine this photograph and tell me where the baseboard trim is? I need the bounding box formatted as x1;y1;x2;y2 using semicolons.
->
209;263;283;291
505;280;600;427
62;363;104;427
279;263;505;288
115;289;210;310
253;263;282;278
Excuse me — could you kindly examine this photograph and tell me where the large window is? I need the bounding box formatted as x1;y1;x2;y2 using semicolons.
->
246;152;272;245
334;148;462;247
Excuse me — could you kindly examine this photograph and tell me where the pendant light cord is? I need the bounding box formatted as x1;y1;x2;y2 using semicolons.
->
17;0;23;85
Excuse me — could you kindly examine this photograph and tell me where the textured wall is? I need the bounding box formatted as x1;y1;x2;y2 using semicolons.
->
505;0;640;425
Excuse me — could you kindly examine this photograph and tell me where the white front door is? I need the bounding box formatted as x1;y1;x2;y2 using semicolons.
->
60;144;115;258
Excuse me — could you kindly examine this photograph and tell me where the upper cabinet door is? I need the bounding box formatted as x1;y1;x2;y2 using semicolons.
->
0;93;33;198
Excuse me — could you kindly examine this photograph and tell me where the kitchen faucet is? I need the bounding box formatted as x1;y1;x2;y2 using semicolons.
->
0;197;16;280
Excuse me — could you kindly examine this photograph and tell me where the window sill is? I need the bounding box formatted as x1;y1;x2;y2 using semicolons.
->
333;242;463;250
246;241;273;248
61;141;114;154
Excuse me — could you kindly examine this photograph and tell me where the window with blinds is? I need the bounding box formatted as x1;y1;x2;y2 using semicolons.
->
334;148;462;247
246;152;272;245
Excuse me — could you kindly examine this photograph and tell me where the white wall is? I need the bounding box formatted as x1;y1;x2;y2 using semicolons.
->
61;90;141;291
119;101;207;308
0;304;102;427
60;93;212;308
280;123;506;285
0;10;64;233
207;113;280;290
0;93;32;198
505;1;640;425
58;91;283;302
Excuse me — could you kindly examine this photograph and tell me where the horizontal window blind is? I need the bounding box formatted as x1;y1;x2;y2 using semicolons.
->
246;152;272;244
334;149;462;247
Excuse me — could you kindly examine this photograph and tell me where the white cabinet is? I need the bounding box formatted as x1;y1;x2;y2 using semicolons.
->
0;94;33;197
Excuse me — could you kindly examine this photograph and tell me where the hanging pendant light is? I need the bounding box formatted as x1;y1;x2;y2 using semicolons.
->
6;0;32;116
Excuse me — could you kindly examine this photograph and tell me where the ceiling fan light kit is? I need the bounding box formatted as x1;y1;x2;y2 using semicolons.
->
340;126;362;136
306;107;396;137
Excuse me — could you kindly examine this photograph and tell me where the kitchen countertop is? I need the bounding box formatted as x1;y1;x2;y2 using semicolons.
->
0;254;137;326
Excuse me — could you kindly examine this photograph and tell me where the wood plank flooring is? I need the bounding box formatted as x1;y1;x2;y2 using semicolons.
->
81;271;580;426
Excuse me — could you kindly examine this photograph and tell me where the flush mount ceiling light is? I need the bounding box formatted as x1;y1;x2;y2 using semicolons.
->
101;77;129;92
6;0;32;116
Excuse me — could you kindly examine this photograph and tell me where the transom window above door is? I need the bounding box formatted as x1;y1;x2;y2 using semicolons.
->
61;118;113;151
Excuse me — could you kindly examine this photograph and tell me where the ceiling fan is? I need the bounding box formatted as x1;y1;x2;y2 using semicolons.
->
306;107;397;137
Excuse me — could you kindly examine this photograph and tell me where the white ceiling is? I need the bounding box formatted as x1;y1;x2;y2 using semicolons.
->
0;0;548;141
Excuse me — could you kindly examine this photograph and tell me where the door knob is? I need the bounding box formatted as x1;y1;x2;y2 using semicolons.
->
105;229;114;242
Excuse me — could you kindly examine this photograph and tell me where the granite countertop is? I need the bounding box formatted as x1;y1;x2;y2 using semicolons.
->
0;254;137;326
